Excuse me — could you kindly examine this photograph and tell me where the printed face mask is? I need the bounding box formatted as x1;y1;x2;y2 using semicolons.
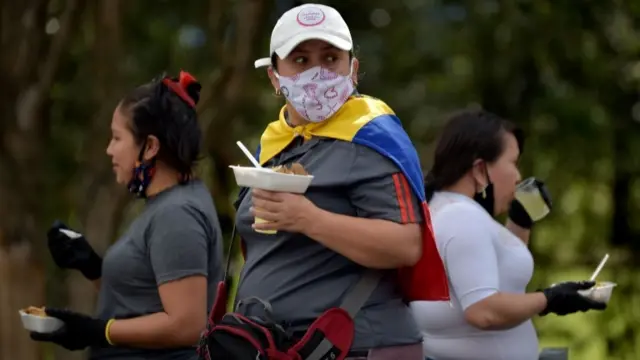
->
275;62;355;123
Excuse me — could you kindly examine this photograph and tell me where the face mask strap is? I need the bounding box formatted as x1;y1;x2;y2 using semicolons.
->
475;162;492;197
348;58;355;78
472;161;496;216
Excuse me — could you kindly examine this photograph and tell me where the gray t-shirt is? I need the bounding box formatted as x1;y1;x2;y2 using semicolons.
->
234;137;424;351
90;180;223;360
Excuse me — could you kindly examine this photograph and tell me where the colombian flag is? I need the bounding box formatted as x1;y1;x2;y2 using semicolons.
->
255;95;450;301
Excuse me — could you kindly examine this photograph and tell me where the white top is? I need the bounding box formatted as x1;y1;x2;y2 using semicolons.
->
410;191;539;360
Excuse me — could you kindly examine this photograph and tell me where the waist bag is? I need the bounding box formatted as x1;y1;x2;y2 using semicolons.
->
197;226;381;360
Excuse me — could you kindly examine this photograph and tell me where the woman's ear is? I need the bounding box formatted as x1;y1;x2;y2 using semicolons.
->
471;159;488;192
351;58;359;85
267;66;280;94
143;135;160;161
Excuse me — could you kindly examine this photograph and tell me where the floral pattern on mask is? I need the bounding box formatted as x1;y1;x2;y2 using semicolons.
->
276;65;354;123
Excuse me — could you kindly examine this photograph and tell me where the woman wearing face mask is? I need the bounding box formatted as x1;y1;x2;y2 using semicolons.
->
409;110;606;360
32;72;224;360
231;3;449;360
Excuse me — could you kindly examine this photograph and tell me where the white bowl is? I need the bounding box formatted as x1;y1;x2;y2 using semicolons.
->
19;310;64;333
229;166;314;194
578;281;617;304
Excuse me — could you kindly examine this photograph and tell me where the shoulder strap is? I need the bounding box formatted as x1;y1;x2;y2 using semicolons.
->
303;270;382;360
226;186;250;279
223;224;237;280
339;270;382;318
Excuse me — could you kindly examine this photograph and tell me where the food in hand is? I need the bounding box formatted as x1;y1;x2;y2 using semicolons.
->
589;291;607;302
578;281;615;303
272;162;310;176
584;287;607;302
591;282;611;292
23;306;47;317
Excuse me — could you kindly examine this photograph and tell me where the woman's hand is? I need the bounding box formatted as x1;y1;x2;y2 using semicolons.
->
539;280;606;316
30;308;111;351
251;189;317;233
47;220;103;280
508;178;553;229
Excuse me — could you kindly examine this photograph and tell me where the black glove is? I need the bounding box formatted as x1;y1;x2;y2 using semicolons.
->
509;178;553;229
47;220;103;280
30;308;111;351
539;280;607;316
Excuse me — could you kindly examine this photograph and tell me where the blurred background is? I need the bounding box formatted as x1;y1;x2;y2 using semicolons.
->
1;0;639;359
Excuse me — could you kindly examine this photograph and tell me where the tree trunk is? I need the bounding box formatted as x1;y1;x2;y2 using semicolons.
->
201;0;268;238
57;1;128;359
0;1;85;359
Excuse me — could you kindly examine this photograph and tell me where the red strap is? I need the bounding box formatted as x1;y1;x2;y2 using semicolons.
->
208;281;229;326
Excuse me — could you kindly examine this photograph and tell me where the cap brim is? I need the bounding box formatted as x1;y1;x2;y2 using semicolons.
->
254;58;272;68
254;31;352;68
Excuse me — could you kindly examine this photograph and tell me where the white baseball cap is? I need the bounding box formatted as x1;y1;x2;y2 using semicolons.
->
254;4;352;68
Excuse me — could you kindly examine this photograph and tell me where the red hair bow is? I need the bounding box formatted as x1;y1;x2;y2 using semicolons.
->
162;70;198;108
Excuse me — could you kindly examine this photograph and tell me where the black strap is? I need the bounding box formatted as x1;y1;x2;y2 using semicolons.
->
225;185;251;278
223;224;237;280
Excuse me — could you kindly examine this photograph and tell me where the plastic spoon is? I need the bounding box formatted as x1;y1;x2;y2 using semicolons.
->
236;141;262;169
589;253;610;282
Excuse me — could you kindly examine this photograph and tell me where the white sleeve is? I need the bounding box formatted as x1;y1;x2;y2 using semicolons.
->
438;204;499;310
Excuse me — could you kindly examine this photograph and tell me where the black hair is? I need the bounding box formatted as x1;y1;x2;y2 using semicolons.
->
425;109;524;201
270;49;355;71
119;73;203;181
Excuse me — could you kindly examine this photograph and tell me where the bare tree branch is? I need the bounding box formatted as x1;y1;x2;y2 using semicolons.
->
198;0;268;235
201;0;267;137
77;0;127;241
39;0;85;93
12;0;47;83
58;1;128;359
1;0;87;248
208;0;228;63
220;0;266;104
